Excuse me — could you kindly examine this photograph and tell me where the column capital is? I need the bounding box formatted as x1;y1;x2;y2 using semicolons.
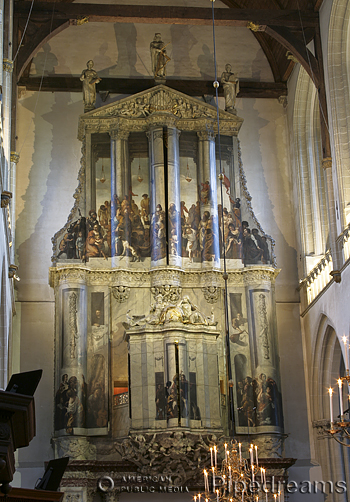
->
109;128;129;141
3;59;13;73
10;152;19;164
197;130;216;141
322;157;332;170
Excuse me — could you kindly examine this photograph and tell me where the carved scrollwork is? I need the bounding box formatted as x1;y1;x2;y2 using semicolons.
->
202;286;220;304
0;424;11;440
53;437;97;460
151;285;182;303
112;285;130;303
114;432;214;485
258;293;270;359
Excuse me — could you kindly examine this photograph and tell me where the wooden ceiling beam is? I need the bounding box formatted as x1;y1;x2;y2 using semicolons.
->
17;76;287;99
252;32;283;83
264;25;320;86
16;19;70;79
14;3;319;29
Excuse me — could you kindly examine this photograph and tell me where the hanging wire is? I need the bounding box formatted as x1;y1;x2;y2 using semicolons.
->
210;0;235;439
13;0;35;63
19;1;56;155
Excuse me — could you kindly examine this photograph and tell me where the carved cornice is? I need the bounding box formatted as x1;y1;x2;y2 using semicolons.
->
78;85;243;140
49;265;280;289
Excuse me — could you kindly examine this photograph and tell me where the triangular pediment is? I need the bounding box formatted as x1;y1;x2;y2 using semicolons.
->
78;85;243;138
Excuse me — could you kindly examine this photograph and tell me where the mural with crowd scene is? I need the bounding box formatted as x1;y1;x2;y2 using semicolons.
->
54;130;273;269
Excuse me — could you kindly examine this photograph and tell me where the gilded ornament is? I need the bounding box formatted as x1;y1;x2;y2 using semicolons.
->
247;21;264;32
3;59;13;73
10;152;20;164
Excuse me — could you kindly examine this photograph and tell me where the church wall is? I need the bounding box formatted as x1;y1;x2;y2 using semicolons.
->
14;87;305;488
284;0;350;496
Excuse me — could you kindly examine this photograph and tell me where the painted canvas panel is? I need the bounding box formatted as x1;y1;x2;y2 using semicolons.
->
230;287;283;432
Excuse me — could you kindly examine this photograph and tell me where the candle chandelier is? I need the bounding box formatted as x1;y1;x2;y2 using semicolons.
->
196;442;280;502
325;336;350;447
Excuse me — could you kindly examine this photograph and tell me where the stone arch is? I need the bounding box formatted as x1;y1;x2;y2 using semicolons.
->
310;315;350;500
328;0;350;228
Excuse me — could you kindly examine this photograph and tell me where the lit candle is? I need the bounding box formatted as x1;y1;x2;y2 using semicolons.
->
338;379;344;418
212;467;215;492
252;464;255;485
198;495;201;502
342;336;349;372
216;489;219;502
278;491;281;502
239;443;242;463
329;387;334;424
249;448;254;466
224;443;228;463
194;497;197;502
210;447;213;467
274;494;277;502
255;445;258;466
204;470;209;493
260;467;263;484
214;445;217;468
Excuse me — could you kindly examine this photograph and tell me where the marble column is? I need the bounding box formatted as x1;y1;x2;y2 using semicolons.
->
167;127;182;266
55;281;88;434
148;126;167;266
110;129;130;202
166;341;179;427
197;130;220;266
110;129;130;262
246;283;284;432
85;133;93;215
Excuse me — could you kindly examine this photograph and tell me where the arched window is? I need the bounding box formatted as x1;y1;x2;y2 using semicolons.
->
294;67;329;273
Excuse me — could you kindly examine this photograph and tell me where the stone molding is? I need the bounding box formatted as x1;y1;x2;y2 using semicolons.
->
49;266;280;289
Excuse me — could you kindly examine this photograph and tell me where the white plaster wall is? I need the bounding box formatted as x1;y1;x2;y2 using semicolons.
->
30;22;273;82
236;96;299;301
14;92;82;486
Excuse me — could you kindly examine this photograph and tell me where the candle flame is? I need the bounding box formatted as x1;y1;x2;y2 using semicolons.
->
338;378;343;388
329;387;333;396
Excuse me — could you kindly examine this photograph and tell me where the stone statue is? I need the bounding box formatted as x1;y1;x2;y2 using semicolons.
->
150;33;170;81
80;60;102;112
124;294;217;328
220;63;239;114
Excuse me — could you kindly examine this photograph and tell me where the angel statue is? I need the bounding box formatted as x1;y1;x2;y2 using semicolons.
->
220;63;239;114
150;33;171;81
80;60;102;112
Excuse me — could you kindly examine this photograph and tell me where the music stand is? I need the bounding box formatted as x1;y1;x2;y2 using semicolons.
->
6;370;43;396
35;458;69;491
